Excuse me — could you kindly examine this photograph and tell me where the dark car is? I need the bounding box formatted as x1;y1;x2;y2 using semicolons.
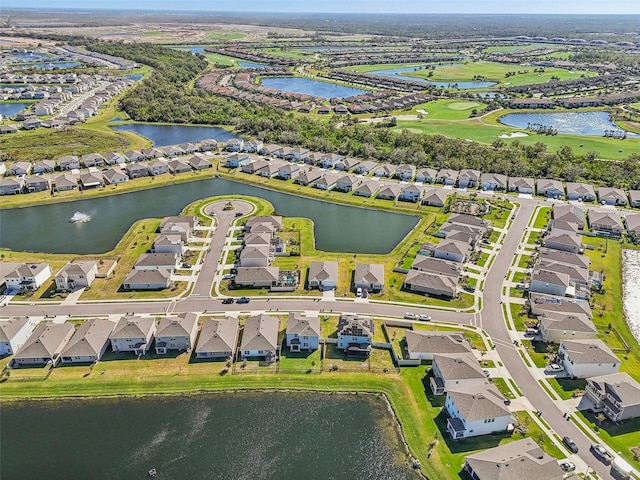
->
235;212;243;217
236;297;250;304
222;298;234;304
562;436;579;453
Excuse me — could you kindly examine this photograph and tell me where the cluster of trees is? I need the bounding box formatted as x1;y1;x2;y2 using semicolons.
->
84;41;640;190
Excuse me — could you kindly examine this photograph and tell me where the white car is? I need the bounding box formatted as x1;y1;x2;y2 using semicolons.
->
545;363;563;373
418;314;431;321
356;287;363;297
404;312;417;320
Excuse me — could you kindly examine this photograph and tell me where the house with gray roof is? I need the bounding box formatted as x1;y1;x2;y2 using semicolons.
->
234;266;280;288
598;186;627;206
353;263;385;292
399;183;423;202
405;330;472;362
225;153;250;168
52;174;78;191
0;177;24;195
278;163;300;180
81;153;105;168
354;160;378;175
422;188;448;207
337;315;373;358
24;175;50;193
61;318;116;363
256;161;281;178
464;437;564;480
195;317;239;359
430;352;487;395
79;171;105;189
508;176;535;195
126;162;150;179
335;175;359;192
335;157;360;171
58;155;80;171
104;151;127;165
584;372;640;422
436;168;458;186
445;384;512;439
239;245;271;268
122;269;171;290
537;178;564;199
54;261;98;292
376;183;402;201
434;239;471;264
199;139;218;152
153;233;184;255
480;172;508;191
629;190;640;208
542;229;582;253
245;216;282;232
395;164;416;181
13;322;75;367
8;161;32;176
552;204;585;229
529;269;571;297
566;182;596;202
528;293;592;319
3;263;52;293
626;213;640;237
240;314;279;361
404;269;458;298
155;313;199;354
558;339;619;378
0;317;34;357
147;160;169;176
589;210;624;237
457;169;481;189
141;147;164;159
103;167;129;184
33;159;56;174
353;179;381;197
133;253;178;271
415;168;437;184
537;248;590;270
286;313;320;352
110;316;157;355
168;158;192;174
159;215;198;242
308;261;338;291
312;172;340;190
295;168;323;186
538;311;597;344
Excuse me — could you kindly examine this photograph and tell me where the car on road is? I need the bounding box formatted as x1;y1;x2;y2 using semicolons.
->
418;314;431;321
591;443;613;464
236;297;250;304
222;298;234;304
562;436;579;453
503;398;511;405
235;212;243;217
404;313;417;320
559;461;575;472
483;370;490;377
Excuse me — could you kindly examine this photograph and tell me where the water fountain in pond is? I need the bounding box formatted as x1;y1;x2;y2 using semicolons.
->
70;211;92;223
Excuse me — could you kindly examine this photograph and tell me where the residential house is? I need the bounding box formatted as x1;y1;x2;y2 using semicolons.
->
234;266;280;288
58;155;80;171
245;216;282;232
8;161;32;176
0;317;34;357
32;159;56;174
195;317;239;359
353;263;385;292
24;176;50;193
464;438;564;480
444;384;512;439
295;168;323;186
199;139;218;152
405;330;472;361
376;183;402;200
133;253;178;271
404;269;458;298
287;147;310;162
78;172;105;189
239;245;271;268
337;315;373;357
103;151;127;165
430;353;487;395
141;147;164;159
353;179;381;197
436;169;458;186
626;213;640;237
110;316;157;355
335;175;359;192
178;142;199;154
103;168;129;184
629;190;640;208
598;187;627;206
537;247;590;271
457;169;481;189
528;293;592;319
374;163;394;177
278;163;300;180
312;172;340;190
354;160;378;175
415;168;437;184
542;229;582;253
239;314;279;361
335;157;360;171
260;144;283;157
508;177;535;195
480;173;508;191
168;159;192;174
308;261;338;290
147;160;169;176
52;174;77;191
584;372;640;422
161;146;184;158
434;239;471;263
399;184;423;202
529;269;571;297
122;269;171;290
154;313;199;354
54;261;98;292
187;154;212;170
538;312;597;343
558;339;620;378
4;263;52;292
552;204;585;229
123;150;145;163
152;234;184;255
319;153;343;169
243;232;272;248
81;153;105;168
12;322;75;367
225;138;244;152
225;153;251;168
537;179;564;199
0;177;24;195
589;210;624;237
126;162;150;179
395;164;416;181
60;318;116;363
159;216;198;242
286;313;320;352
566;182;596;202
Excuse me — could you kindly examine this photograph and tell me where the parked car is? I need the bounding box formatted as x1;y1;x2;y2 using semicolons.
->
222;298;234;304
559;461;575;472
235;212;243;217
404;312;417;320
503;398;511;405
545;363;563;373
356;287;363;297
591;443;613;464
562;436;579;453
418;314;431;321
236;297;250;304
483;370;490;377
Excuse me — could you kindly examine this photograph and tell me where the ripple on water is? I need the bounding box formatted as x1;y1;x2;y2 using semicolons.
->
622;249;640;343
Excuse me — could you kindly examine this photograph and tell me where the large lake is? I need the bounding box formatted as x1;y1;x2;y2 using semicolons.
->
0;102;29;117
111;124;239;146
0;178;418;255
261;77;367;99
622;249;640;344
366;65;496;89
0;393;419;480
499;111;640;137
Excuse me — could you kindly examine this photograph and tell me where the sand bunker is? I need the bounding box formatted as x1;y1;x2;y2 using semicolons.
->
499;132;529;138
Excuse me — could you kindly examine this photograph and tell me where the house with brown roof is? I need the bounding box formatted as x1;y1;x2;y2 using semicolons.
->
542;229;582;253
566;182;596;202
239;314;279;361
54;261;98;292
480;172;508;191
415;168;437;184
629;190;640;208
537;178;564;199
457;169;481;189
508;177;535;195
353;179;381;197
589;210;624;237
376;183;402;200
154;313;199;354
234;266;280;288
422;188;448;207
436;168;458;186
308;261;338;291
626;213;640;237
13;322;75;367
110;316;157;355
60;318;116;363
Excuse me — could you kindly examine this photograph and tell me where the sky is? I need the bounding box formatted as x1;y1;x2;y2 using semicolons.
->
3;0;640;14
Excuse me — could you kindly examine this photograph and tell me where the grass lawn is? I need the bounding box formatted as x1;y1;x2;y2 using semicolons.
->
206;32;245;41
533;207;551;229
202;53;246;67
577;411;640;466
514;411;566;459
521;340;557;368
547;377;586;401
406;99;487;121
510;303;534;331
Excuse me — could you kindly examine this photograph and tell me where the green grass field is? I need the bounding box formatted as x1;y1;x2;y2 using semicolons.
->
206;32;246;41
408;99;487;120
482;44;565;53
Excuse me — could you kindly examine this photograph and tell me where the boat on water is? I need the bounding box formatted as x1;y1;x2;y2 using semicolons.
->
148;468;157;477
69;211;92;223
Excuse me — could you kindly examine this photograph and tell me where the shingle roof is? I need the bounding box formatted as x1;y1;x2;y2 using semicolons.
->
195;317;239;355
433;353;485;380
287;313;320;337
156;313;198;338
0;317;30;343
240;314;279;352
405;330;472;356
561;339;619;364
110;316;156;339
446;384;510;421
61;318;115;358
354;263;385;286
14;322;74;360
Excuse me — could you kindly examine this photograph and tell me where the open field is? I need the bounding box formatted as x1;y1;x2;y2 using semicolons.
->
407;99;487;120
